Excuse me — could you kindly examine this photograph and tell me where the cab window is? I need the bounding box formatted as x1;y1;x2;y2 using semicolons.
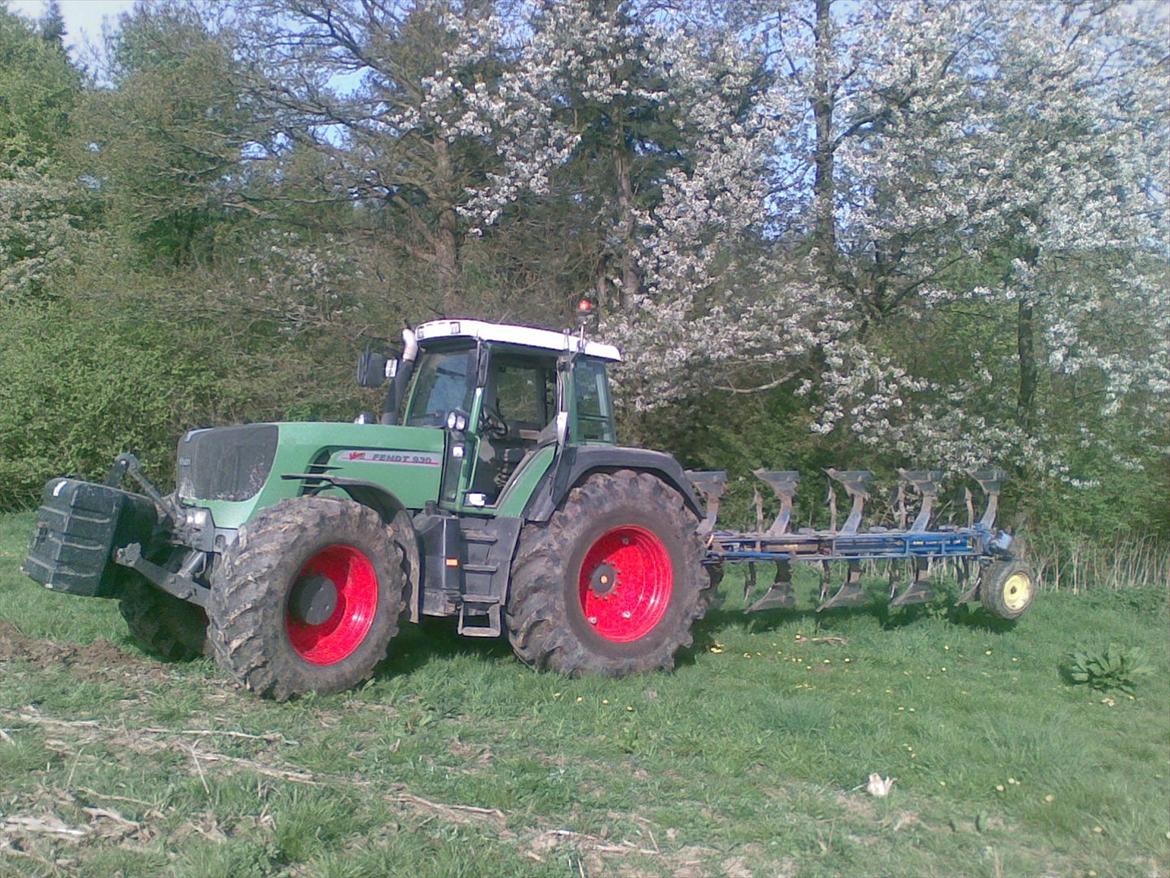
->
405;345;476;427
574;359;615;442
491;357;556;435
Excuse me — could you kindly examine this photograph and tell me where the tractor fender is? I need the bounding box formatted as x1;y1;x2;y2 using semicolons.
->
522;446;704;523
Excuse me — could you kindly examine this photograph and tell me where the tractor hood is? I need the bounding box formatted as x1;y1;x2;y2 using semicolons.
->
177;421;446;530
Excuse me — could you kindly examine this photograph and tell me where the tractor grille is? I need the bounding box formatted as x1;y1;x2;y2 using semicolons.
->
176;424;278;502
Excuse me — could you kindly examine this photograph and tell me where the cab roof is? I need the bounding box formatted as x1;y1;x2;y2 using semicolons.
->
414;319;622;362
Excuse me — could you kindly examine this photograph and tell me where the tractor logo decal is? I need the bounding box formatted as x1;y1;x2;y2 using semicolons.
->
334;449;442;467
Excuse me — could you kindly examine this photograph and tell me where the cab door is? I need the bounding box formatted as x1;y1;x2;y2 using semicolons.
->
465;349;558;506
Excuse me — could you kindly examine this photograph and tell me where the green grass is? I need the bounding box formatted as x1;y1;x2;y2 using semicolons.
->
1;510;1168;877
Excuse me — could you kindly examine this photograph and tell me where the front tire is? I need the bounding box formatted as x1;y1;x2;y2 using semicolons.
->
207;497;404;700
118;568;209;661
505;470;711;676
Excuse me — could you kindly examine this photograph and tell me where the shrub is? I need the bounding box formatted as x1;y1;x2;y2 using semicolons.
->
1060;644;1153;696
0;299;221;509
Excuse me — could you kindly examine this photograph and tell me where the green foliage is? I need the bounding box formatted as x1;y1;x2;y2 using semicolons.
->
0;162;94;300
0;0;1164;587
0;297;222;509
1061;644;1153;695
0;3;80;168
70;2;258;263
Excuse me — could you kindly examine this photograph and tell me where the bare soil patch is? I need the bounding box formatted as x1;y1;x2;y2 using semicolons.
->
0;621;169;684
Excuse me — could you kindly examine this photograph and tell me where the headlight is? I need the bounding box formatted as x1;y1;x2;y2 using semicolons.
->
184;507;212;531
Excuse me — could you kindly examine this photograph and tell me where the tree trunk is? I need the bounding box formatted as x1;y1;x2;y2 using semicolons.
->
435;205;461;315
615;147;640;308
1016;299;1037;434
432;138;462;315
811;0;837;279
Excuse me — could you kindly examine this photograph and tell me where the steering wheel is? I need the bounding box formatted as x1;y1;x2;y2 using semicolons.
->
480;404;509;439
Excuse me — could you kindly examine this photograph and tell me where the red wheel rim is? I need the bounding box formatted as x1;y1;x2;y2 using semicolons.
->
578;525;673;643
286;544;378;665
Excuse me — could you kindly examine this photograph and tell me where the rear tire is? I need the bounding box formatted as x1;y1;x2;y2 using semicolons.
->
980;560;1036;620
505;470;711;676
118;569;209;661
208;497;404;700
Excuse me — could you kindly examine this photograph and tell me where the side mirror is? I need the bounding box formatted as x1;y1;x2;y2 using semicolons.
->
357;349;390;388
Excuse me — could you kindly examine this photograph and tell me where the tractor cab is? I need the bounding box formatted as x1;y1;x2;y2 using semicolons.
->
363;318;621;512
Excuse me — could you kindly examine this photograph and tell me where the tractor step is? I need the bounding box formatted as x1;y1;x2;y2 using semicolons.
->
457;598;501;637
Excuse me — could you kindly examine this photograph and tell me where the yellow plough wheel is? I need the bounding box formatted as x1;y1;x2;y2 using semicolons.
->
981;560;1036;621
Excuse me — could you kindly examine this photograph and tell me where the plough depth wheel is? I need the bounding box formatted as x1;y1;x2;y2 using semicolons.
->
980;560;1036;621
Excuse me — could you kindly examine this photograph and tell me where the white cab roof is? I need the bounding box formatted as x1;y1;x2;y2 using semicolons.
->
414;319;622;362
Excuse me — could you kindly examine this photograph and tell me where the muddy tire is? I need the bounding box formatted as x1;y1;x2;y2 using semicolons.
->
208;497;405;700
118;569;209;661
980;559;1036;621
505;470;711;676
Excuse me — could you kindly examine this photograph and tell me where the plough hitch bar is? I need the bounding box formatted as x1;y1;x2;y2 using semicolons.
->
688;466;1024;615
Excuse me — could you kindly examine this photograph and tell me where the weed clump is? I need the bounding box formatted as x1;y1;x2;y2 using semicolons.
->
1060;644;1152;695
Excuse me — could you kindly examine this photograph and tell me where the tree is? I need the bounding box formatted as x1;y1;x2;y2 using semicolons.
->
621;0;1168;485
449;1;789;397
71;1;261;262
39;0;65;48
233;0;520;314
0;4;79;168
0;4;86;301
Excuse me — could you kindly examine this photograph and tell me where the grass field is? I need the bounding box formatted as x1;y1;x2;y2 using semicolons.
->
1;510;1167;877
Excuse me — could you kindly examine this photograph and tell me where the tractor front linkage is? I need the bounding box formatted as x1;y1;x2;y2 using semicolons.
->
686;467;1033;619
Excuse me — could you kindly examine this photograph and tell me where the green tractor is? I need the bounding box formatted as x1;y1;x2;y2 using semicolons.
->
25;315;715;698
24;312;1035;698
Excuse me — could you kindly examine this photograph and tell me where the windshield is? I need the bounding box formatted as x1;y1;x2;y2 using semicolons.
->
404;345;477;427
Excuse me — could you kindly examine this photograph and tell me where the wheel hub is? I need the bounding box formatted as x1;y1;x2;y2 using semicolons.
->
1003;571;1032;611
578;525;673;643
285;543;380;666
289;573;338;625
589;563;618;597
